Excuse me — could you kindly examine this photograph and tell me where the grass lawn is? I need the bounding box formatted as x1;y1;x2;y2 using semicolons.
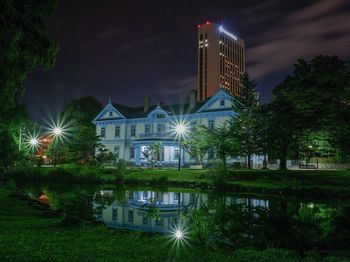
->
102;168;350;197
0;187;347;261
8;165;350;196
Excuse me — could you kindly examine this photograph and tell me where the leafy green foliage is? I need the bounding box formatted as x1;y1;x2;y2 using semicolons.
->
68;126;100;163
207;162;229;189
62;96;102;127
267;56;350;168
182;126;210;165
141;142;162;169
229;73;261;168
0;0;59;113
60;96;103;164
95;145;115;166
115;159;127;182
203;124;239;167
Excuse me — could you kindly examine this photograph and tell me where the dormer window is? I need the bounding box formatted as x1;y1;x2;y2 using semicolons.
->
156;113;165;118
220;99;225;106
109;111;113;117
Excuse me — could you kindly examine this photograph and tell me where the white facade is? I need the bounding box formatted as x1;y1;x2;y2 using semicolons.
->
93;89;246;166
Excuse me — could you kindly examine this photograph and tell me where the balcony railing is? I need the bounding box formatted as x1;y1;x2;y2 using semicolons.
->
139;132;174;139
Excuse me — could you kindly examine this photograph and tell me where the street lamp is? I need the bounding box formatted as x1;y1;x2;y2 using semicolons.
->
26;135;41;152
50;125;63;167
29;138;39;147
53;127;62;136
173;122;188;171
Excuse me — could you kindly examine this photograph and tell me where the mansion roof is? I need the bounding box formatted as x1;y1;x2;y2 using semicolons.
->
112;100;208;119
93;89;235;123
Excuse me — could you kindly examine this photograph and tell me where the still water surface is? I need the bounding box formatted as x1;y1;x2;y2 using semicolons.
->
20;184;350;251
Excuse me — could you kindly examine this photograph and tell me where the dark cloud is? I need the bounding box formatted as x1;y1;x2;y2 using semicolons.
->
246;0;350;79
156;76;197;97
96;27;122;38
22;0;350;121
120;35;162;50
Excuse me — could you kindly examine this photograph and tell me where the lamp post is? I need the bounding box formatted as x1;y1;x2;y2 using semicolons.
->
19;124;26;151
174;123;187;171
26;134;41;166
51;127;62;167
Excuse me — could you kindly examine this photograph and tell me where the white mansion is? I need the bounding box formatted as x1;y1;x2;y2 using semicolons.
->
93;89;258;167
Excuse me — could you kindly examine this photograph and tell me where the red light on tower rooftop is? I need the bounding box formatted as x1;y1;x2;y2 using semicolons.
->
197;24;201;28
206;21;211;25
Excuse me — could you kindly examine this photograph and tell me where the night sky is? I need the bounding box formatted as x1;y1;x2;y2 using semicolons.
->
22;0;350;121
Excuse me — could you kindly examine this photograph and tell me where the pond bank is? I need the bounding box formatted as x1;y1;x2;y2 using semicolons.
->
5;166;350;198
0;187;348;261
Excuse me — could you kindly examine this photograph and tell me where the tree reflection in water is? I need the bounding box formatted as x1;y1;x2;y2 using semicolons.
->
20;184;350;253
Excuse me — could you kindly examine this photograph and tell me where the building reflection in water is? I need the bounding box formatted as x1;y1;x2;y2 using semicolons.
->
94;190;269;234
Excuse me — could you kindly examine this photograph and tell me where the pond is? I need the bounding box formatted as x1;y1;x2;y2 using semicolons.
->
19;183;350;252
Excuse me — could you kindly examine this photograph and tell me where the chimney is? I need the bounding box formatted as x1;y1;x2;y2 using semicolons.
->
189;90;198;110
144;96;151;112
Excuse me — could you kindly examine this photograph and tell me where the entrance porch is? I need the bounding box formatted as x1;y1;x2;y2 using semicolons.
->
133;141;184;167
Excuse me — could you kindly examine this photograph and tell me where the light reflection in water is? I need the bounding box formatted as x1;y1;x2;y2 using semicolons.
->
93;190;269;235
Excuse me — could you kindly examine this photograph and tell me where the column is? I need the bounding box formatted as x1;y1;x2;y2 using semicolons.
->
135;144;141;166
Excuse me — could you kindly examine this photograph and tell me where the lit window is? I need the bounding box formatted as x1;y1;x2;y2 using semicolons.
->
174;148;179;159
145;124;150;134
142;191;148;200
128;210;134;222
208;120;215;129
112;208;117;221
114;147;120;159
115;126;120;137
100;127;106;138
131;125;136;137
130;147;135;159
157;124;165;133
142;217;149;225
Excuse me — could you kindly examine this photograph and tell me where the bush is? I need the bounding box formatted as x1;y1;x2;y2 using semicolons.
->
115;159;127;182
7;165;103;184
151;176;168;186
207;162;229;189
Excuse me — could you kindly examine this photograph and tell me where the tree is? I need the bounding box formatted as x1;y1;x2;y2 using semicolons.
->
182;126;210;165
267;89;302;169
141;142;162;169
62;96;102;127
68;126;100;163
268;55;350;168
95;145;115;166
0;0;59;114
205;125;239;168
60;97;103;163
229;73;260;169
0;1;58;169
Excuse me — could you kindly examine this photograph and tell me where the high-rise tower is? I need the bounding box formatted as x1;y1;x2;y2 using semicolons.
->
197;21;245;101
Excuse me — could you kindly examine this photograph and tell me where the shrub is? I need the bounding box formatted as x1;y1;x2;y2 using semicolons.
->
7;165;102;184
115;159;127;182
151;175;168;186
207;162;229;189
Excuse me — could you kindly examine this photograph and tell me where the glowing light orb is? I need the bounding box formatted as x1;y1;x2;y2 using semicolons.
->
175;124;186;135
171;120;189;140
47;119;70;142
26;134;41;151
175;230;183;240
168;224;188;249
53;127;62;136
30;138;39;146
